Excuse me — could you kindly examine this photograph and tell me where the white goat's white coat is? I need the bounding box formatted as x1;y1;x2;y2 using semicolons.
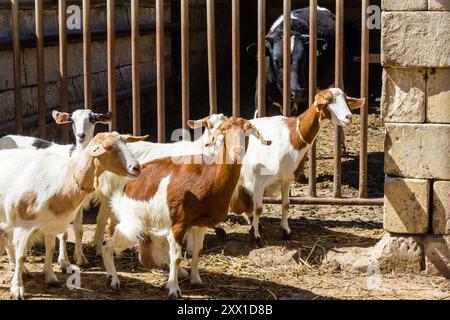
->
0;132;141;299
0;109;112;268
233;88;355;242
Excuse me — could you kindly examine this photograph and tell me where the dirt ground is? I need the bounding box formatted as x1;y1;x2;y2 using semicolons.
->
1;111;449;300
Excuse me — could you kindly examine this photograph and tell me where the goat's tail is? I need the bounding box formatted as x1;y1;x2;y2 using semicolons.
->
229;185;254;215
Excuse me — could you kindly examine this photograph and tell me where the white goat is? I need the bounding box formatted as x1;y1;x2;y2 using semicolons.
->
229;88;365;246
0;131;145;299
0;109;112;269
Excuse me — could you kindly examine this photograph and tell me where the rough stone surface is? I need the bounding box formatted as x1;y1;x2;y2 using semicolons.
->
384;176;430;234
381;68;426;123
424;236;450;278
432;181;450;234
385;124;450;180
382;12;450;67
322;233;424;274
427;68;450;124
381;0;428;10
429;0;450;10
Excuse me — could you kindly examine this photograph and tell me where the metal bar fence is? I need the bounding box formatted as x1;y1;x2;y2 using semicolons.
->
7;0;381;206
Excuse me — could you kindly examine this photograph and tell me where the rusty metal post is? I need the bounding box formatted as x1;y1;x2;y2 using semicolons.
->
359;0;370;198
333;0;344;198
131;0;141;136
206;0;217;115
83;0;92;110
107;0;116;131
11;0;22;134
181;0;190;130
308;0;318;197
232;0;240;117
282;0;291;117
156;0;165;142
59;0;69;142
35;0;45;138
257;0;266;118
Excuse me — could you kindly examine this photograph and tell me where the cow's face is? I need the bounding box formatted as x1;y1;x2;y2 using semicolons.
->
247;34;328;112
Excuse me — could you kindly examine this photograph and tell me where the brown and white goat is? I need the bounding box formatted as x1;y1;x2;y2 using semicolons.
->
228;88;365;245
102;117;271;299
0;132;145;299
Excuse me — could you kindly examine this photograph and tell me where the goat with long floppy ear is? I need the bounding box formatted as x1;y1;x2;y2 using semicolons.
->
187;115;213;130
52;110;72;124
345;95;366;110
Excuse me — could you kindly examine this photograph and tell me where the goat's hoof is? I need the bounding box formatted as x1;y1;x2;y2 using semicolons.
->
168;289;182;300
58;260;70;273
107;275;120;291
74;254;89;267
179;267;189;279
10;286;24;300
45;278;61;287
190;277;204;286
281;229;292;240
214;227;227;240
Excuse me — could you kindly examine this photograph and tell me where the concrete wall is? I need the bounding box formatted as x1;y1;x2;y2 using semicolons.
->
381;0;450;278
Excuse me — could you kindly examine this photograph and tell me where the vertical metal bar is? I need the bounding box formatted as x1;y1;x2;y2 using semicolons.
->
107;0;116;131
131;0;141;136
257;0;266;118
282;0;291;117
232;0;240;117
35;0;45;138
359;0;369;198
11;0;22;134
181;0;190;130
59;0;69;142
83;0;92;109
156;0;165;142
308;0;317;197
333;0;344;198
206;0;217;115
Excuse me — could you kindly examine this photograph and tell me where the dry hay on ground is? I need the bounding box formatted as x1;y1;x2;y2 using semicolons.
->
1;112;449;300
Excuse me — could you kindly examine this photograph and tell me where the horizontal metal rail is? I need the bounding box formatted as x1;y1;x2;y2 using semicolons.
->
0;23;180;50
264;197;384;206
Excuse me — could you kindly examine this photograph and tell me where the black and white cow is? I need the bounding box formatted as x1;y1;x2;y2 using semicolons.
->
247;6;336;116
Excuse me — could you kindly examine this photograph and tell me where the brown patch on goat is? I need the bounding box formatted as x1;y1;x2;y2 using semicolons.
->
17;192;39;221
230;185;254;215
139;236;156;268
125;118;257;248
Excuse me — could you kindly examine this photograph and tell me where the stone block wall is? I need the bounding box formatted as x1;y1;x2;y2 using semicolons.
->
381;0;450;277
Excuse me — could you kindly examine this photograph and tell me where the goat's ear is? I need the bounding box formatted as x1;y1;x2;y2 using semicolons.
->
52;110;72;124
88;143;107;157
187;119;204;129
345;96;365;110
314;94;329;110
122;134;149;143
247;127;272;146
93;111;113;124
